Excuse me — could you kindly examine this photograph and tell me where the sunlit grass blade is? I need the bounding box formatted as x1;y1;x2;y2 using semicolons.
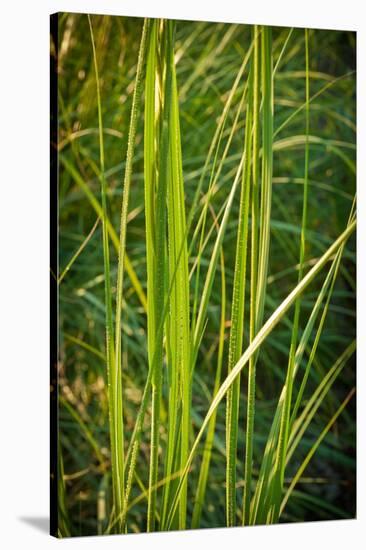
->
162;22;191;529
243;24;260;526
225;48;253;527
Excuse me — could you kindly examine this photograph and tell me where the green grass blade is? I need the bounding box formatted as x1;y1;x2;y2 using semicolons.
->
88;14;120;529
225;49;253;527
113;18;149;530
145;20;173;532
269;29;309;523
160;24;191;529
243;24;261;526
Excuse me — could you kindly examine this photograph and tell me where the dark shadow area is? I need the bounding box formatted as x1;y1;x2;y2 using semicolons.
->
19;517;49;535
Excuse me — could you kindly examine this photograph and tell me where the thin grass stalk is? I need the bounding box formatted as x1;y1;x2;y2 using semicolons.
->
273;70;355;139
255;25;273;337
145;19;160;531
243;24;261;526
225;56;253;527
269;29;309;523
87;14;121;529
60;396;105;468
58;217;100;284
57;439;71;537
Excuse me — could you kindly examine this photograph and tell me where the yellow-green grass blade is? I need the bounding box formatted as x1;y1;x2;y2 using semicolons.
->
243;24;261;526
145;20;173;532
255;25;273;343
113;18;149;527
88;14;122;530
144;19;159;532
161;27;191;530
225;49;253;527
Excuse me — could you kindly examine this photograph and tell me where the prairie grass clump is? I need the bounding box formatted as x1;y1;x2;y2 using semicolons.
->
52;13;356;537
